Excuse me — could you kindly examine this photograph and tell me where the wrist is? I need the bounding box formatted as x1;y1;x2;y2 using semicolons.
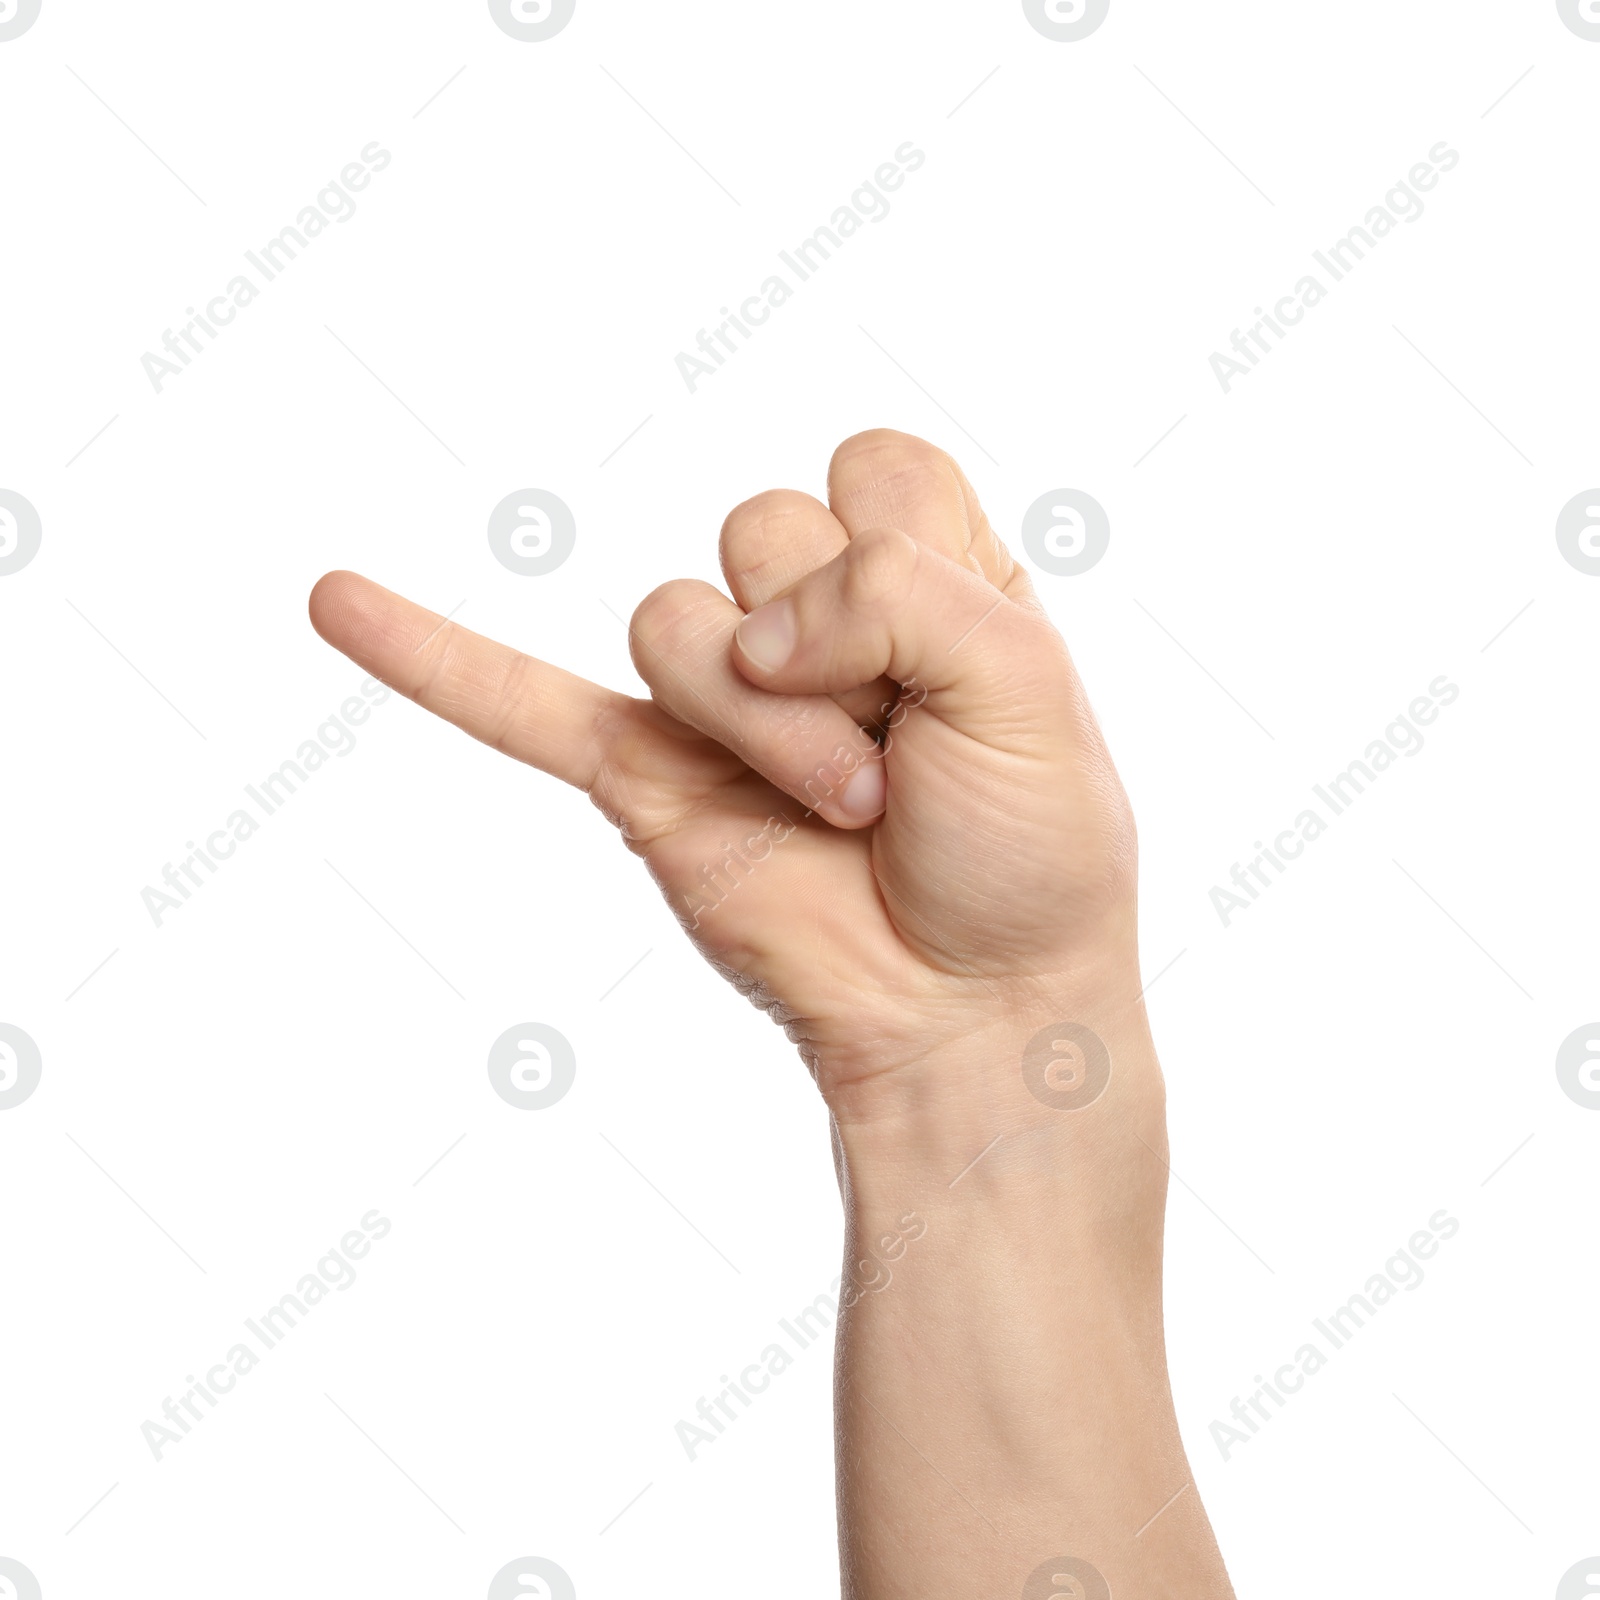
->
828;988;1171;1335
826;944;1168;1179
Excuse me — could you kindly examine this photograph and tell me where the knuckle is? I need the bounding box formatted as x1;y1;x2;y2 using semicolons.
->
830;429;958;502
841;526;918;609
719;490;830;592
831;428;947;483
721;489;815;554
630;579;711;664
485;649;534;754
409;622;459;709
966;497;1018;582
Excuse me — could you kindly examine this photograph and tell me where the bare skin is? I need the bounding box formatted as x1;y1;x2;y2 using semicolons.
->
309;429;1235;1599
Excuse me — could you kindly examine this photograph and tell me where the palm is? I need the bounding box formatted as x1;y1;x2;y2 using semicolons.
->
597;697;918;1050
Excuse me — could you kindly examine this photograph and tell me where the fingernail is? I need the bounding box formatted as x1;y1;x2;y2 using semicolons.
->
840;758;886;820
735;598;796;673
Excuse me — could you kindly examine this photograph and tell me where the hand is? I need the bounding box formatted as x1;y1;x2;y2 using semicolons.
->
309;430;1142;1127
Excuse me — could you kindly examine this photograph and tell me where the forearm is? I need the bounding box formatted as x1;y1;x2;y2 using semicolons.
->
830;997;1234;1599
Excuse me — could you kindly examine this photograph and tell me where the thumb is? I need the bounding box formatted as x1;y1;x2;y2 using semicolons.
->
731;527;1073;751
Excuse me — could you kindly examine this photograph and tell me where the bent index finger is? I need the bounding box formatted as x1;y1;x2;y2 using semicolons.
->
308;570;623;791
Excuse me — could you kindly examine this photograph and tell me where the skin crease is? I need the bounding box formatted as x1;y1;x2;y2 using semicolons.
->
308;429;1236;1599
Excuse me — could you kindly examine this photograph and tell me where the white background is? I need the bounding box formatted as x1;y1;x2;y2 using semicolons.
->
2;2;1597;1596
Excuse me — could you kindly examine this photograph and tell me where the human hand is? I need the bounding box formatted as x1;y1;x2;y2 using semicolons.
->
309;429;1145;1133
